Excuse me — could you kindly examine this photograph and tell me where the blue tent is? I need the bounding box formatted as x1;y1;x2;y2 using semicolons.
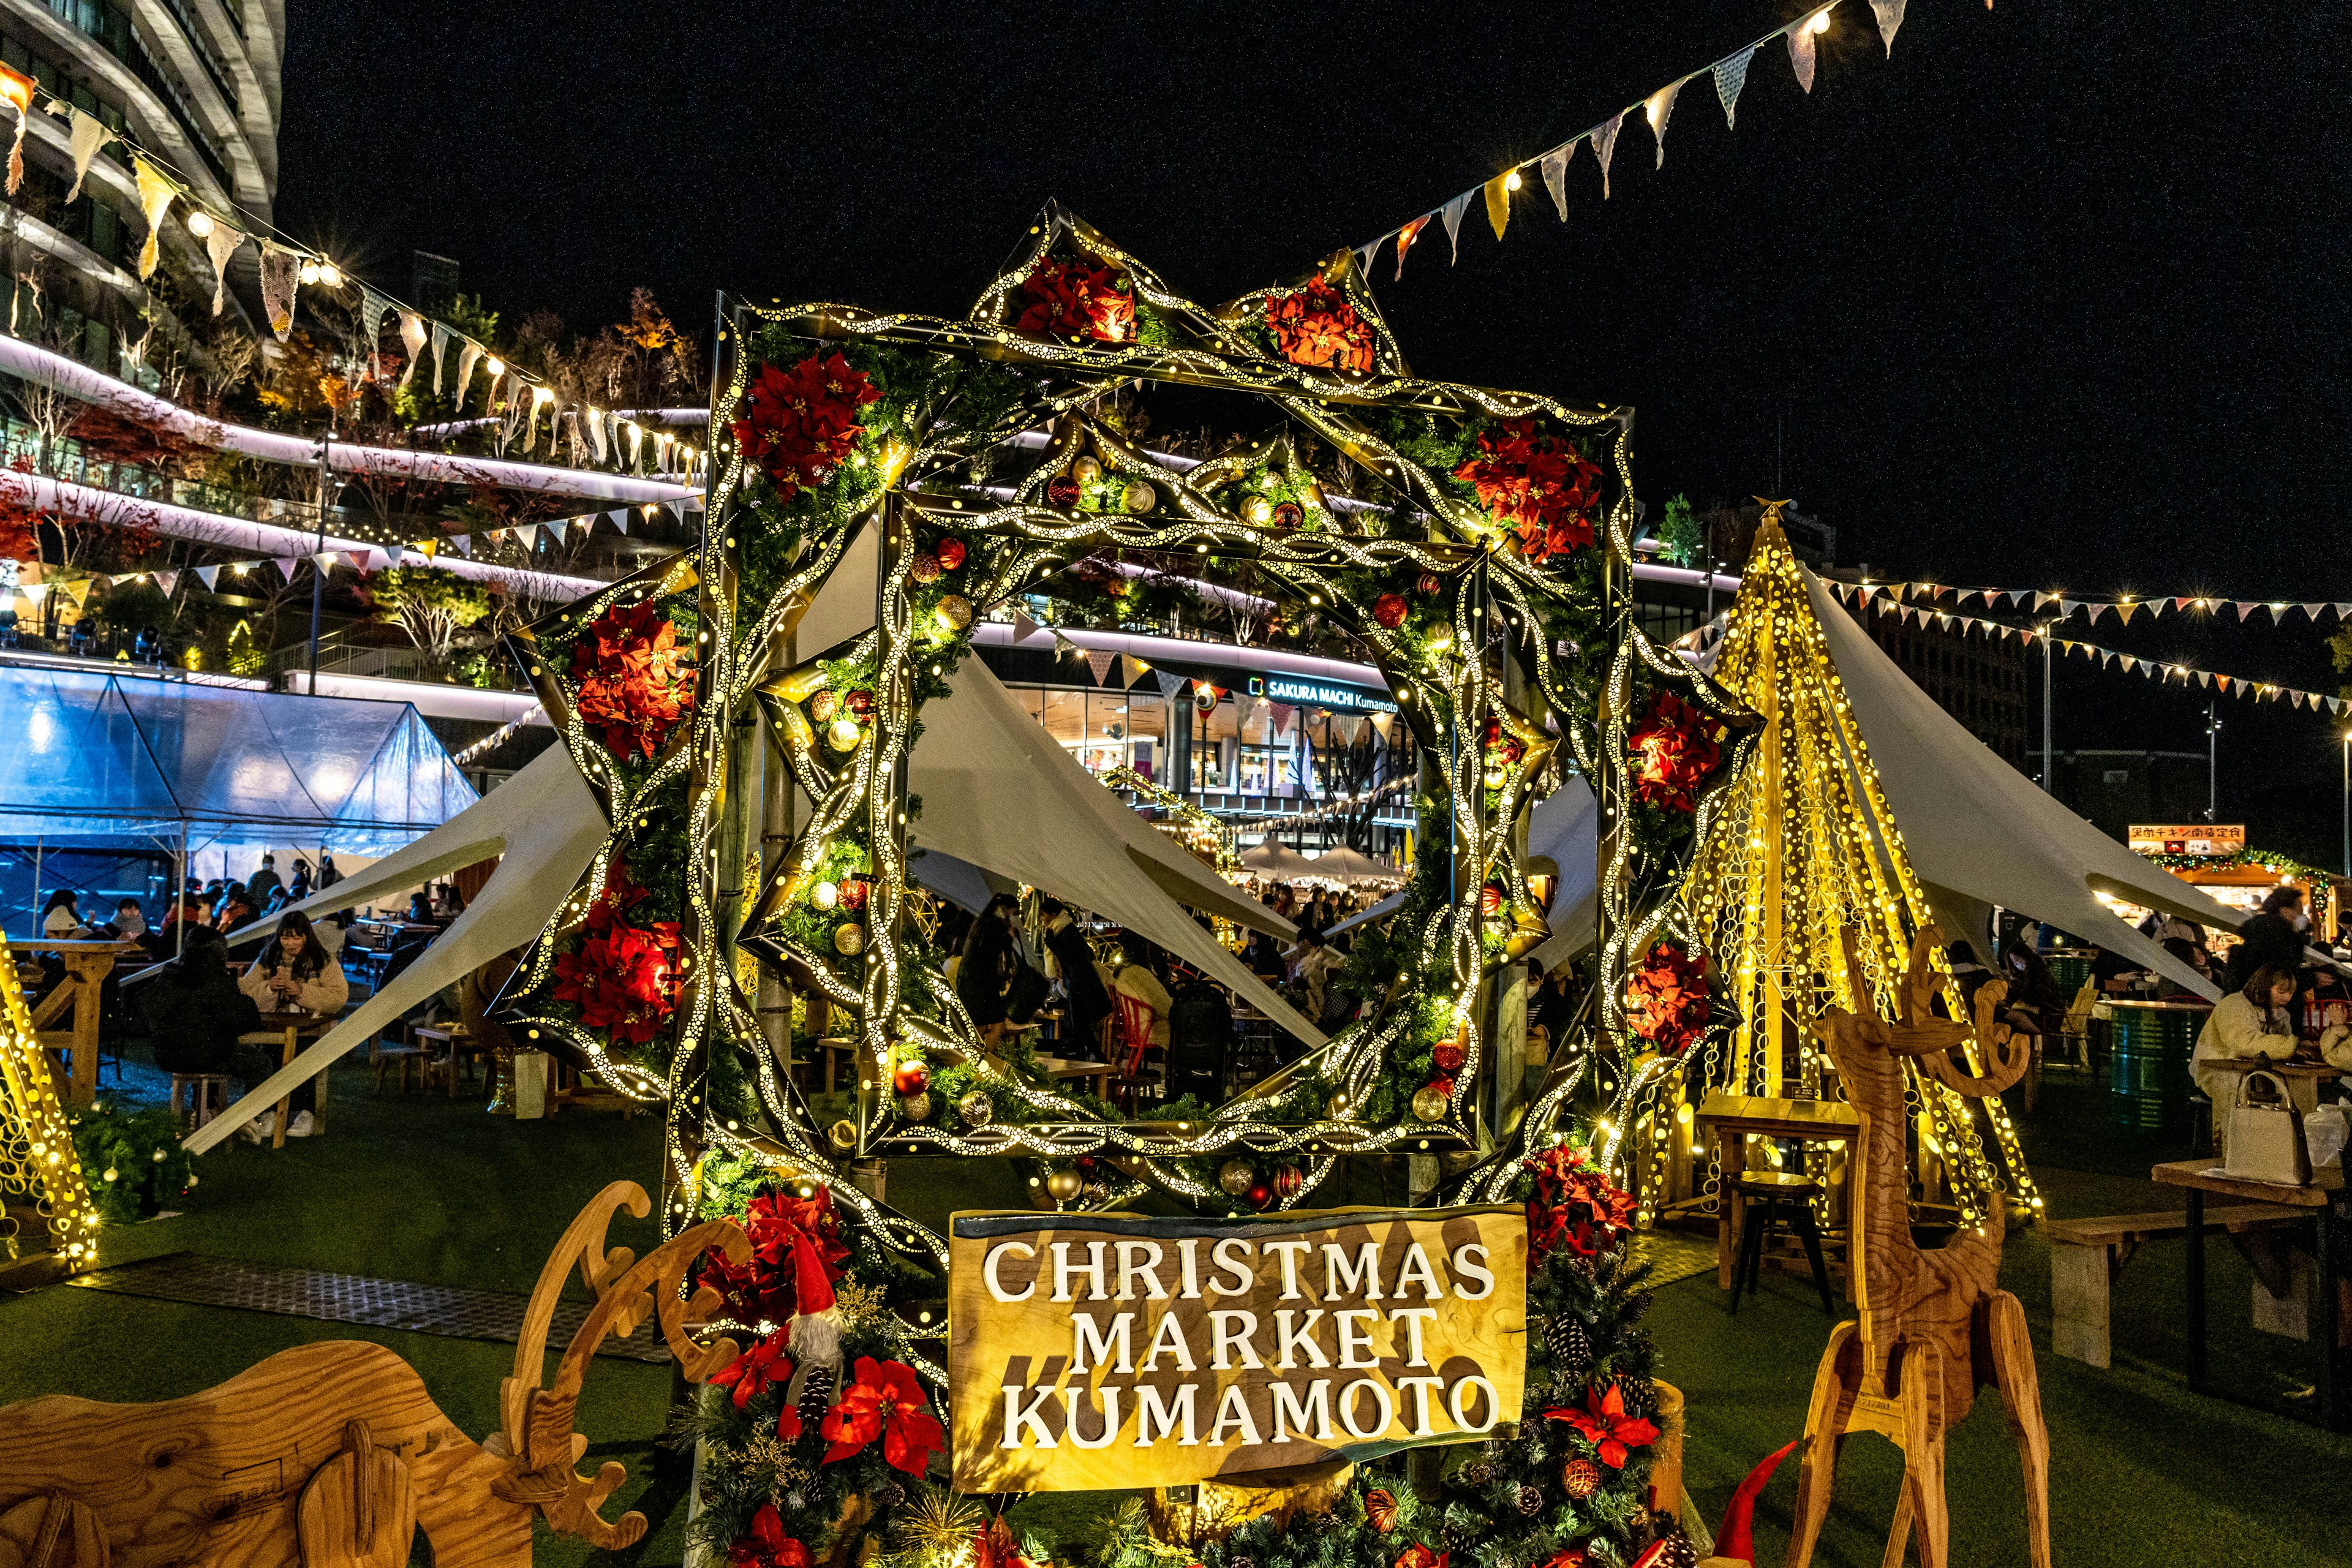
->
0;663;476;858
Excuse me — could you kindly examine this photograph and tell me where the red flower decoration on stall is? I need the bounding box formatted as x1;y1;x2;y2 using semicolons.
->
550;869;680;1045
1627;941;1711;1057
1016;257;1135;342
1453;420;1602;562
709;1329;793;1411
973;1519;1036;1568
1548;1381;1660;1469
1525;1144;1637;1261
726;1504;813;1568
820;1356;946;1475
1395;1547;1449;1568
1265;277;1378;374
1625;689;1723;813
730;352;881;503
700;1183;851;1330
571;600;695;761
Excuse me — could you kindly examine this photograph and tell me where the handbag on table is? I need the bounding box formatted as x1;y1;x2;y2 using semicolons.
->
2222;1068;2311;1186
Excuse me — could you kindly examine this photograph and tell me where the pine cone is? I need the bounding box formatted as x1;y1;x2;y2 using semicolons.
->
873;1479;905;1510
796;1365;836;1431
1228;1556;1254;1568
1545;1314;1593;1373
1620;1374;1659;1416
1440;1524;1473;1553
1460;1460;1495;1489
1515;1484;1545;1517
1652;1536;1698;1568
1559;1457;1602;1500
1619;1291;1653;1327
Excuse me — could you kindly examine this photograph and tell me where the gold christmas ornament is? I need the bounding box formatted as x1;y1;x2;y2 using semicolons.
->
958;1089;993;1127
827;717;862;751
937;594;974;630
809;688;840;723
898;1091;932;1122
1242;496;1274;526
1411;1084;1450;1123
1071;456;1102;484
1217;1158;1255;1197
833;922;866;956
829;1118;859;1150
1046;1169;1084;1202
813;881;839;910
1123;480;1157;515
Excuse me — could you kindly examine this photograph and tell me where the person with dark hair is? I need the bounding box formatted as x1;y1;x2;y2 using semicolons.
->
2226;885;2308;992
288;858;314;902
315;853;342;891
1038;896;1114;1049
1242;929;1286;982
245;853;283;907
236;911;350;1138
39;889;88;940
1110;934;1175;1057
141;926;263;1080
1997;939;2068;1037
2191;963;2323;1106
1291;927;1345;1027
957;896;1023;1047
214;888;259;935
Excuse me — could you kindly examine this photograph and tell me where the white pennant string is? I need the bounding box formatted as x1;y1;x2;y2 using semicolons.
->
1645;79;1684;169
1593;113;1624;198
1540;143;1575;219
1714;46;1755;129
1439;191;1472;264
1869;0;1909;55
1788;17;1820;94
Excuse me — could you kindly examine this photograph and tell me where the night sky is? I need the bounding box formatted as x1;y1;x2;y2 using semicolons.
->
276;2;2352;860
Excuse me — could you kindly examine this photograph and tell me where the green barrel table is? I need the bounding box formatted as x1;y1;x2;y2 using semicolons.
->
2045;947;2097;998
2098;998;2212;1135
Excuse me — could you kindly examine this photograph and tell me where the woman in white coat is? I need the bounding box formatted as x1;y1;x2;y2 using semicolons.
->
235;911;350;1139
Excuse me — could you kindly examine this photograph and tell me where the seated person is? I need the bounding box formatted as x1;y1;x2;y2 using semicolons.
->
233;912;350;1139
2193;964;2347;1104
1110;937;1176;1058
141;925;265;1098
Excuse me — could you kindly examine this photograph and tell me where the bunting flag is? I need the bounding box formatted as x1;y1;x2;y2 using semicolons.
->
345;551;369;573
1645;79;1683;168
1869;0;1908;53
1267;701;1295;737
1847;578;2352;629
153;570;177;595
429;323;451;394
1714;45;1755;128
1085;649;1117;686
62;105;110;202
451;535;472;557
194;565;219;590
131;156;174;279
451;340;483;410
1014;611;1039;646
1789;12;1820;93
203;219;243;315
1482;173;1510;241
1393;215;1428;279
1154;669;1186;700
257;244;298;341
1440;192;1471;264
608;507;630;535
1539;143;1575;219
274;558;299;583
1593;113;1623;198
397;314;428;389
513;524;538;551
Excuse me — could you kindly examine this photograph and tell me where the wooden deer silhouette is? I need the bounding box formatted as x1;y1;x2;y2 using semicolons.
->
1784;925;2051;1568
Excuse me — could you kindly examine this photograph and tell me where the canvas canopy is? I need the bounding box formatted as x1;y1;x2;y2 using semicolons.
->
0;664;475;854
1306;845;1398;883
1803;565;2238;1000
1240;839;1321;878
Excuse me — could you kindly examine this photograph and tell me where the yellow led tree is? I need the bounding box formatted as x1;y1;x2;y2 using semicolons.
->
0;931;100;1275
1679;502;2037;1225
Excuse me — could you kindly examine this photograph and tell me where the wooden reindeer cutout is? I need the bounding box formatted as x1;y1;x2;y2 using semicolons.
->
1785;925;2051;1568
0;1182;746;1568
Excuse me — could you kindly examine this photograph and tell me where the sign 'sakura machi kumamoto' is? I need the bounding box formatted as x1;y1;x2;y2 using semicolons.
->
947;1206;1527;1491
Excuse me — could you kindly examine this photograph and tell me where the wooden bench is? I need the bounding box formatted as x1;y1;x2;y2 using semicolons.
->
2049;1203;2307;1367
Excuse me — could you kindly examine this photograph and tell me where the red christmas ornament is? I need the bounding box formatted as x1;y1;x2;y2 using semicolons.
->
835;878;869;912
1433;1041;1465;1074
1373;592;1408;630
935;537;967;570
1272;500;1304;528
1480;884;1504;918
1273;1165;1303;1199
1075;1155;1098;1175
1559;1455;1602;1499
1246;1180;1273;1210
846;688;875;718
1415;572;1441;597
1047;475;1081;508
892;1058;930;1096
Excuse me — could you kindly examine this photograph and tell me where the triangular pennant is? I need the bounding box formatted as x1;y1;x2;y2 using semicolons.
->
545;518;567;545
385;543;405;567
1869;0;1908;55
1482;173;1511;241
452;340;484;411
153;569;178;595
1788;15;1819;94
64;105;110;202
513;524;538;550
1371;710;1395;741
1085;649;1116;686
1267;701;1295;736
2305;602;2329;620
2116;602;2136;625
1715;45;1755;129
1394;215;1430;279
274;557;299;582
345;551;369;573
418;538;439;560
1645;78;1684;169
1593;112;1623;198
449;535;472;557
1053;630;1080;662
2174;597;2196;612
1539;143;1575;219
398;314;428;389
131;156;175;280
1355;238;1381;276
2236;602;2258;622
258;244;298;342
1154;669;1185;699
429;322;451;395
1012;611;1039;646
1439;192;1472;264
195;565;219;590
203;219;244;315
2267;602;2288;622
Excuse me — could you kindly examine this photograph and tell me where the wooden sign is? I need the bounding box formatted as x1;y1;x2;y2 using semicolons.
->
2127;823;2244;856
947;1205;1527;1493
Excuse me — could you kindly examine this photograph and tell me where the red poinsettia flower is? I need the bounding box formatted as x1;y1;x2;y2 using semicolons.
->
1627;942;1711;1057
1524;1144;1637;1261
700;1183;852;1329
1015;258;1135;342
1265;277;1378;374
1394;1546;1449;1568
1625;689;1723;812
1539;1550;1590;1568
571;599;696;761
549;867;682;1045
820;1355;946;1475
709;1329;793;1411
726;1503;812;1568
729;352;881;503
972;1518;1035;1568
1453;419;1603;563
1547;1381;1660;1469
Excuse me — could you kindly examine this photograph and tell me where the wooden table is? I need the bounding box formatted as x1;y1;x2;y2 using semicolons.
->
23;938;136;1105
2153;1156;2346;1430
238;1012;342;1148
1696;1091;1860;1291
1036;1056;1115;1101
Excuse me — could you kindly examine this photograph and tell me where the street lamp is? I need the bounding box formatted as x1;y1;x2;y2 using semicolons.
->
2341;730;2349;878
2204;701;2222;821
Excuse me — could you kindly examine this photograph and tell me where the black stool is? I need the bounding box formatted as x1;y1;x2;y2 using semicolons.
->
1729;1170;1836;1315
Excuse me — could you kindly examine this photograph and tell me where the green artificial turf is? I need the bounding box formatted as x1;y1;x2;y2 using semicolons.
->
4;1057;2347;1567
